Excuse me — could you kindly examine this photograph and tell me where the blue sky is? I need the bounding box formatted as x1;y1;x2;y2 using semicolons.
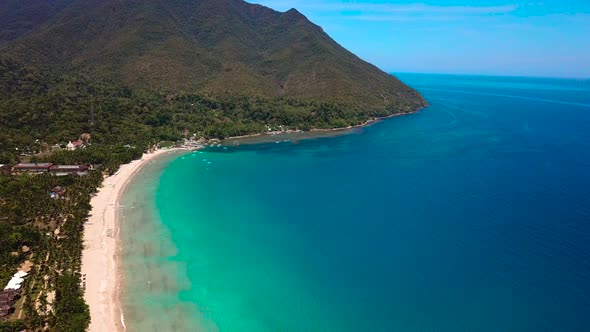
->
247;0;590;78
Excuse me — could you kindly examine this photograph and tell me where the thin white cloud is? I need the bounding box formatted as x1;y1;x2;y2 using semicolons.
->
309;3;519;15
354;14;460;22
249;1;519;15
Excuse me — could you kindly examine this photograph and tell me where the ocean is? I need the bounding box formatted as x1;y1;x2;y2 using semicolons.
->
120;74;590;331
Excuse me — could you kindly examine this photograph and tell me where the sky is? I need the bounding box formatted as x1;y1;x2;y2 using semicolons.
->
247;0;590;78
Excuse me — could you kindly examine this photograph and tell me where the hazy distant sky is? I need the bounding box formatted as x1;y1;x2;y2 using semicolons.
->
247;0;590;78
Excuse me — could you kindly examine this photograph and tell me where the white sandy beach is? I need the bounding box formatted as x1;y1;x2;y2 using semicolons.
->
81;149;180;332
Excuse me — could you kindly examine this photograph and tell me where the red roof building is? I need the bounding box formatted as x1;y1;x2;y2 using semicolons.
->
13;163;53;173
0;164;11;175
49;165;90;176
66;140;85;151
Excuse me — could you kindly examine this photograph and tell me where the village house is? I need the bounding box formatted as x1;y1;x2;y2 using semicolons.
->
0;290;19;305
0;304;12;320
49;164;90;176
13;163;53;173
0;289;19;320
66;140;84;151
50;186;67;199
1;270;27;320
5;271;29;291
0;164;11;175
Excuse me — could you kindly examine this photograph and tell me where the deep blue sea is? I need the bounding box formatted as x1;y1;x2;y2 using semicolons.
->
121;74;590;331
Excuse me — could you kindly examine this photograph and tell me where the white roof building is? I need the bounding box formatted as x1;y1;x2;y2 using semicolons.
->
3;271;28;290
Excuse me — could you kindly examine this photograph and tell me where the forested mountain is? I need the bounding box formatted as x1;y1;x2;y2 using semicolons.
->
0;0;425;110
0;0;427;157
0;0;75;43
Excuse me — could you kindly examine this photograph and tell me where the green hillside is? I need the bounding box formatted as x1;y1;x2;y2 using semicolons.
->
1;0;426;111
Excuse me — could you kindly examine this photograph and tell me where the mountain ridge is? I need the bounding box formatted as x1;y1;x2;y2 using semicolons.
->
0;0;426;112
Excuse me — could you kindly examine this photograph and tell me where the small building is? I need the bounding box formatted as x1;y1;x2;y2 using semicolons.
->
50;186;66;199
0;289;20;319
0;304;13;319
4;271;28;291
13;163;53;173
0;290;19;304
49;165;90;176
0;164;11;175
66;140;84;151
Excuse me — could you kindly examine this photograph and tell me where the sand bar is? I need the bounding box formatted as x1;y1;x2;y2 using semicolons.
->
81;149;180;332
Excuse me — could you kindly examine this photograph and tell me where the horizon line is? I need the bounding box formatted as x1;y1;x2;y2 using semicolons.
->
390;71;590;81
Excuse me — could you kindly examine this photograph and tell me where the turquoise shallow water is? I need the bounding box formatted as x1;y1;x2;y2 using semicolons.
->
121;74;590;331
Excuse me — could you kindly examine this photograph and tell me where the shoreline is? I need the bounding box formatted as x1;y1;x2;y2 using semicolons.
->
81;148;184;332
311;108;423;133
79;107;424;331
222;108;424;145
